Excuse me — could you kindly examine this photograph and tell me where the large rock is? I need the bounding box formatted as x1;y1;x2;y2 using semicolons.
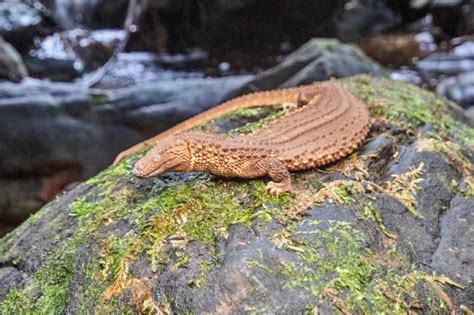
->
0;75;472;313
88;52;206;89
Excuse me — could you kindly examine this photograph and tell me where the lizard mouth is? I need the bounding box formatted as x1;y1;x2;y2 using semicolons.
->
133;158;177;178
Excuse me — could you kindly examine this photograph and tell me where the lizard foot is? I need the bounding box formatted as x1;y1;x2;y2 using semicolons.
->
265;181;292;196
281;102;298;111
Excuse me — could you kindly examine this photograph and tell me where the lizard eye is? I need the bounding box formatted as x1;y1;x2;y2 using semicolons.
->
153;154;161;162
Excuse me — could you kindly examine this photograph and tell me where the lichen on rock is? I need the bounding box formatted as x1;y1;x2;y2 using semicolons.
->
0;75;473;314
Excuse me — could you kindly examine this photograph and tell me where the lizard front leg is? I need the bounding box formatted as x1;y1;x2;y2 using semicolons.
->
280;84;325;111
257;158;292;195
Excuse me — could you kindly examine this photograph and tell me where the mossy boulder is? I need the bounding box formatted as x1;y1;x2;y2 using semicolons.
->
0;75;473;314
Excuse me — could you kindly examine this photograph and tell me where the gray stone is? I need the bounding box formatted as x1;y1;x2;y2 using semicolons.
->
377;141;462;265
431;196;474;283
0;267;31;301
48;0;129;30
233;39;383;95
0;37;27;82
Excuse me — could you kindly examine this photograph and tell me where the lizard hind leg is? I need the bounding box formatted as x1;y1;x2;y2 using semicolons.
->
281;84;325;111
258;158;292;195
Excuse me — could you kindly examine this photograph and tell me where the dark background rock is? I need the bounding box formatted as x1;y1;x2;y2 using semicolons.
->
0;36;28;82
232;38;383;95
130;0;345;53
45;0;129;30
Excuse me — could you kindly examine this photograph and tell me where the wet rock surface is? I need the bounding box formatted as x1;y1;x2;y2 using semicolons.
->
0;75;472;313
88;52;205;89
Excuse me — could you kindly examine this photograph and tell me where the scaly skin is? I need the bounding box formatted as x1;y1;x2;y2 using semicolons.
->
119;81;371;194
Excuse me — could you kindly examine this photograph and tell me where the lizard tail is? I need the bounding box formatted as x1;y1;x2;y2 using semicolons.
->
113;85;314;165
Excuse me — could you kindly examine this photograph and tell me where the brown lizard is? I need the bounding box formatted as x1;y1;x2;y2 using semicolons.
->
114;81;370;194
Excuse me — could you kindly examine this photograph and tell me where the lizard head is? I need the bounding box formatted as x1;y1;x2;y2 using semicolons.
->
133;138;191;178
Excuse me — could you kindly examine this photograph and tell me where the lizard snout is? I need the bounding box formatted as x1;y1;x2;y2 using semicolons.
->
132;160;148;177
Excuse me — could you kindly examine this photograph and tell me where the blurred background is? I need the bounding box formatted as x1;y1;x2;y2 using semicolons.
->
0;0;473;235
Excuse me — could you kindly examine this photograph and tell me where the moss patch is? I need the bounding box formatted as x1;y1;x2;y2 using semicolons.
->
342;75;474;146
255;220;461;313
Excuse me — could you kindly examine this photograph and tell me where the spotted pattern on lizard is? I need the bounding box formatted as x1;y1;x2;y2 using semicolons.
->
115;81;371;194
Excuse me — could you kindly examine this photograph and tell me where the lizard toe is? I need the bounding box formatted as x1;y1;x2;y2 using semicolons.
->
265;181;292;196
281;102;298;111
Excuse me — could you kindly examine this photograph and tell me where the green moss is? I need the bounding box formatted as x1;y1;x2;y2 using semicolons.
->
69;196;96;218
32;251;74;313
253;220;457;313
228;107;287;135
0;288;33;313
97;234;133;280
333;185;355;204
1;245;75;313
85;154;135;190
0;202;51;257
343;75;474;146
89;92;110;106
189;260;210;288
360;202;395;239
142;181;253;245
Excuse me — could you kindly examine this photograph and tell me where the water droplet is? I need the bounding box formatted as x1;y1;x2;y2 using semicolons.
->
73;61;84;72
219;62;231;72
